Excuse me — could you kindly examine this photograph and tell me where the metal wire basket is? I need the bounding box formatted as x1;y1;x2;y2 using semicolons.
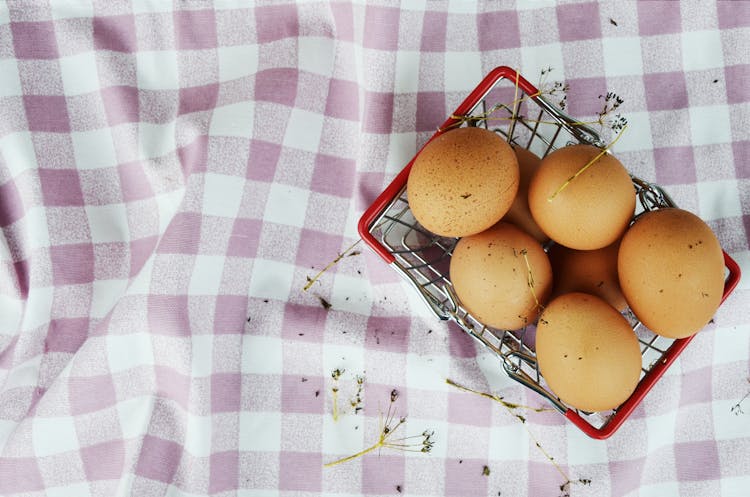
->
358;67;742;439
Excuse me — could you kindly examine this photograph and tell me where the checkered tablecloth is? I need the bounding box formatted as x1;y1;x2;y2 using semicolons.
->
0;1;748;496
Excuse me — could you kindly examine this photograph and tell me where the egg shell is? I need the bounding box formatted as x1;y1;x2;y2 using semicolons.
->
528;144;636;250
548;240;628;311
502;145;549;243
617;208;725;339
450;222;553;330
407;127;519;237
536;292;642;412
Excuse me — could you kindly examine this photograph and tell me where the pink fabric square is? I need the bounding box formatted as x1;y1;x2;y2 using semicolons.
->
174;9;218;50
12;259;31;298
101;86;139;125
10;21;59;59
310;154;355;197
247;139;282;181
0;180;25;228
325;78;359;121
135;435;182;483
213;295;248;334
129;235;158;277
421;11;447;52
179;83;219;115
211;373;241;412
675;440;721;480
178;135;209;174
477;10;521;50
330;2;354;41
155;365;191;409
638;1;682;35
81;440;125;480
362;454;405;494
644;72;689;111
281;374;324;414
227;218;261;258
46;317;89;353
0;457;44;493
363;383;407;417
717;0;750;29
564;77;607;116
296;229;343;270
733;141;750;179
23;95;71;132
608;458;646;496
69;374;117;415
209;451;238;493
50;243;95;285
680;366;712;405
362;91;394;134
0;336;18;369
158;212;202;254
363;5;400;50
444;458;487;497
527;460;564;496
447;391;491;427
281;303;327;343
449;327;476;358
725;64;750;104
366;316;409;353
416;91;445;132
255;4;299;43
39;168;84;206
279;451;322;492
255;68;298;107
93;15;138;53
148;295;191;336
654;147;696;185
118;161;154;202
556;2;602;41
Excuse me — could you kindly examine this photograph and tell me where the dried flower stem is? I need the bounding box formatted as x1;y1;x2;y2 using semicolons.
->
303;239;362;291
731;378;750;415
547;124;628;202
331;368;345;422
520;249;541;311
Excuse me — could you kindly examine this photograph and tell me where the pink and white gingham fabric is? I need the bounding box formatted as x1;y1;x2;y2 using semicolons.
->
0;1;748;496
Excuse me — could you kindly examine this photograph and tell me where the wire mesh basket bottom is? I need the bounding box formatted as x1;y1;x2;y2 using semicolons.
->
358;67;741;439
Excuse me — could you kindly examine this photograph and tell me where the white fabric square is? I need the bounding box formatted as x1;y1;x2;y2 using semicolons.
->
322;344;365;380
3;355;41;389
85;204;130;243
32;416;79;457
489;423;529;461
331;273;372;316
263;183;309;227
0;296;22;334
696;180;742;221
1;132;38;178
164;488;205;497
603;37;644;77
156;190;185;233
59;52;100;95
321;414;364;456
91;279;129;319
191;334;213;377
444;52;483;92
0;2;8;24
0;420;16;453
386;132;417;174
106;333;155;373
138;121;177;159
612;111;652;153
239;412;281;452
733;251;750;290
137;51;180;90
188;255;226;295
689;105;732;146
22;287;53;331
0;58;22;97
128;257;155;295
406;353;449;391
241;335;282;375
565;422;610;464
185;414;212;457
72;128;118;170
515;0;556;9
283;108;324;153
298;37;335;77
520;44;566;87
682;30;725;71
447;0;477;13
720;476;750;497
237;491;279;497
394;51;420;93
116;396;154;440
713;399;750;440
50;0;93;19
131;0;174;13
209;101;255;138
645;409;678;449
218;45;259;82
639;482;681;497
401;0;426;10
713;324;749;365
202;172;245;218
46;483;93;497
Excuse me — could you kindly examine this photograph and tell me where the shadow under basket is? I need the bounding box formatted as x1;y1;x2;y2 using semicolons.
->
357;66;742;439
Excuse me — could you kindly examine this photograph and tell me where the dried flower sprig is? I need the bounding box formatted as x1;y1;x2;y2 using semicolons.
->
331;368;345;421
731;378;750;415
324;389;434;468
350;374;365;414
303;239;362;292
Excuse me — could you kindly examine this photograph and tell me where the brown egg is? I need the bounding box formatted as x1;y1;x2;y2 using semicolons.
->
548;240;628;311
450;222;553;330
618;208;725;339
407;127;519;237
536;293;642;412
528;144;636;250
502;145;549;243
